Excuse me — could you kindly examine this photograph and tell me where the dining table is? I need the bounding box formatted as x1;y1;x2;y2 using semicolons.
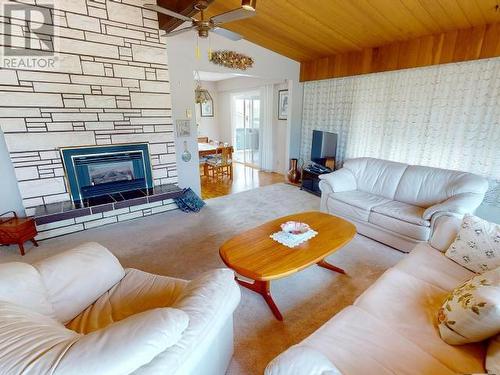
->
198;142;234;158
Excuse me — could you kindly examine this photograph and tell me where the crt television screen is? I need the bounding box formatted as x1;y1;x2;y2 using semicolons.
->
311;130;337;166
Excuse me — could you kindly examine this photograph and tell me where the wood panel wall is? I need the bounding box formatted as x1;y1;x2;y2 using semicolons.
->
300;23;500;82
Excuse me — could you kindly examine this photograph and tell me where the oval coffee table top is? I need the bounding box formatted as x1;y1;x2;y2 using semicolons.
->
219;211;356;281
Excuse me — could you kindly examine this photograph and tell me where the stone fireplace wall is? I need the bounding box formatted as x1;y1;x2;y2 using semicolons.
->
0;0;176;215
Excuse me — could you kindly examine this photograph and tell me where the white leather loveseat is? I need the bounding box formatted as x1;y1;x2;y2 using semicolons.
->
265;217;489;375
319;157;488;252
0;243;240;375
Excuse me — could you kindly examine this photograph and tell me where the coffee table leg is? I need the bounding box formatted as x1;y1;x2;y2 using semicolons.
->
235;278;283;321
317;259;346;274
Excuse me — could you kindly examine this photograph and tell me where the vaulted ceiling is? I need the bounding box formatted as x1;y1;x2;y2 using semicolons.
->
158;0;500;62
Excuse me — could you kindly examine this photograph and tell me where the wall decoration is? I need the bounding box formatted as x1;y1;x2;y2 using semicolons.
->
278;90;289;120
176;119;191;138
200;99;214;117
300;57;500;209
209;50;254;70
181;141;192;162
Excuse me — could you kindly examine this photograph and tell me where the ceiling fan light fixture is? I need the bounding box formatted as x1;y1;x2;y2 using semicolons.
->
241;0;257;11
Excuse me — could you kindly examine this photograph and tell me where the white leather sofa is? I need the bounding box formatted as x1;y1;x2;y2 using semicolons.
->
265;216;488;375
0;243;240;375
319;157;488;252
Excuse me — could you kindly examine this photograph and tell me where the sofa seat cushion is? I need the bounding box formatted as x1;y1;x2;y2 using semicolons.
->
354;268;486;374
67;268;187;334
372;200;429;226
325;195;370;222
369;212;431;241
332;191;391;211
395;243;474;291
299;305;456;375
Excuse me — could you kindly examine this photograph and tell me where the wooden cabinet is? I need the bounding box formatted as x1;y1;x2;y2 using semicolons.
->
0;211;38;256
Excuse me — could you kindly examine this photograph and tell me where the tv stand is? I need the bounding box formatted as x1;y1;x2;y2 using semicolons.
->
301;167;330;196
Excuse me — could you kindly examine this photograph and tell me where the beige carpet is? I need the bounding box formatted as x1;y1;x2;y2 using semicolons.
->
0;183;404;375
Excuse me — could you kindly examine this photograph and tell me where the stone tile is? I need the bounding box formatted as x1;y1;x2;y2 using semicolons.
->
15;166;39;181
82;61;105;76
52;112;98;122
36;224;84;240
111;132;174;144
66;13;101;32
0;108;40;117
75;212;103;223
4;132;95;152
103;207;129;217
84;216;118;229
0;70;19;85
91;203;114;214
129;200;162;212
0;92;63;107
85;31;124;46
132;44;167;64
113;64;145;79
101;86;129;95
58;37;119;59
18;177;66;199
139;81;170;93
53;0;87;14
0;118;26;132
106;26;145;40
117;211;143;222
84;95;116;108
32;82;91;94
130;92;171;109
71;75;121;86
37;218;76;232
107;1;143;26
17;71;70;83
151;203;177;214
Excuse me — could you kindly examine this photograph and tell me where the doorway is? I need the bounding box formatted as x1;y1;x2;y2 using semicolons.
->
232;92;260;167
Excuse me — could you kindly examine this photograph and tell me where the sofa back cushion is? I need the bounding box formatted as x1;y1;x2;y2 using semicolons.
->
342;158;408;199
395;165;488;208
0;262;55;318
0;301;78;375
34;242;125;323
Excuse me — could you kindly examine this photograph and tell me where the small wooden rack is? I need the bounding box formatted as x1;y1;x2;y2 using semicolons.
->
0;211;38;256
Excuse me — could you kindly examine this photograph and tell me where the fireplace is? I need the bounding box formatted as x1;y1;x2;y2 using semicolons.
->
61;143;154;203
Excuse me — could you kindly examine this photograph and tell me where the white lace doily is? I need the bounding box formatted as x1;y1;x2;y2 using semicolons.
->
270;229;318;248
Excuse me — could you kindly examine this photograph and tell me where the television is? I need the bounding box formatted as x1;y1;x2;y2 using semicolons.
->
311;130;338;167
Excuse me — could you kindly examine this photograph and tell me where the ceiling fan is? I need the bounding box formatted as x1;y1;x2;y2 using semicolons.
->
144;0;257;41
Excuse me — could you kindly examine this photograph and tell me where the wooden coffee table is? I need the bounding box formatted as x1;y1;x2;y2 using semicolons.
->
219;211;356;320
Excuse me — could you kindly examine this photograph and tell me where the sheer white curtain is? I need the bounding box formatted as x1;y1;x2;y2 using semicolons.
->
301;57;500;207
259;84;274;171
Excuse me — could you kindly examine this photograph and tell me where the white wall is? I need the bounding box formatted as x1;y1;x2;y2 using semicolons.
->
0;131;24;216
166;31;302;194
195;80;220;141
212;77;288;174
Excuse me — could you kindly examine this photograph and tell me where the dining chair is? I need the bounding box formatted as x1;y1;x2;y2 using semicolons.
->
206;146;232;180
198;136;209;143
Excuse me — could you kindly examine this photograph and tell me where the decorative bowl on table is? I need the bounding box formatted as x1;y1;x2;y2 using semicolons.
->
280;221;310;235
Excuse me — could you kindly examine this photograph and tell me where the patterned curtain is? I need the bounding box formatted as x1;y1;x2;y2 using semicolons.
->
301;57;500;207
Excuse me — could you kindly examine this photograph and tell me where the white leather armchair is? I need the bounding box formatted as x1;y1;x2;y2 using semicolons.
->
0;243;240;375
319;158;488;252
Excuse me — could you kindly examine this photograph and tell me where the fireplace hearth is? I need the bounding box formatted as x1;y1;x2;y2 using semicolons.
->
61;144;154;203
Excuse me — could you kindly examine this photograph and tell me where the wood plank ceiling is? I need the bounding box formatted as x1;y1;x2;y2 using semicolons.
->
159;0;500;62
157;1;500;80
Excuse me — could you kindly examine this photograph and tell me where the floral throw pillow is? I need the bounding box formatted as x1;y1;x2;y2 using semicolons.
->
445;214;500;273
437;266;500;345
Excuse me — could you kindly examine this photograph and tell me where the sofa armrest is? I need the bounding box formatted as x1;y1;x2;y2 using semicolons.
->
173;268;240;336
423;192;485;220
429;215;462;252
319;168;357;193
265;346;342;375
56;308;189;375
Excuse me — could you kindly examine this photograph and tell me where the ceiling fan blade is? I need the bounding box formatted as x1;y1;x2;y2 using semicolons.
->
212;27;242;41
210;7;255;24
144;4;193;22
166;25;197;37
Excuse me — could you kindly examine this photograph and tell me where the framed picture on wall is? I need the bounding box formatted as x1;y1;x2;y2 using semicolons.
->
278;89;289;120
200;100;214;117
